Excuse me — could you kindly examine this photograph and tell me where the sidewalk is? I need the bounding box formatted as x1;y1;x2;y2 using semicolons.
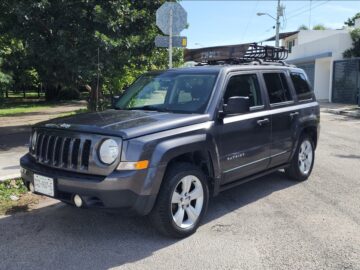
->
0;102;86;181
319;102;360;118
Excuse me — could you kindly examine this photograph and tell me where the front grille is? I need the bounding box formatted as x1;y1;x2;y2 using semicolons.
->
32;131;92;172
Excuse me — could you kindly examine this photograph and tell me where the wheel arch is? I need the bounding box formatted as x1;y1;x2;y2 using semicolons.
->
149;134;220;199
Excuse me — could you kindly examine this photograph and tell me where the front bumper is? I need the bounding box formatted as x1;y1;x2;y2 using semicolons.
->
20;154;164;215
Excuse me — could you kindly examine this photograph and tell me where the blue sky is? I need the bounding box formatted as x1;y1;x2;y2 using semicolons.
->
179;0;360;48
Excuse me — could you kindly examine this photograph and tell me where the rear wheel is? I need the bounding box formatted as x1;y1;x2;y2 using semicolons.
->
285;135;315;181
149;163;209;238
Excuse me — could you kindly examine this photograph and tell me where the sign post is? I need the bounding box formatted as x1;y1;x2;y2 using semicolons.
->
156;2;187;69
169;8;173;68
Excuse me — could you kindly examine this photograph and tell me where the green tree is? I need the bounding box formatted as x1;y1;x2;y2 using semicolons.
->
0;0;180;104
312;24;326;30
298;25;309;30
343;28;360;58
345;12;360;27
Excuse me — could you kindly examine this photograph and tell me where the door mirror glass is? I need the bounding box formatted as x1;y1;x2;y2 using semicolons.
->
223;96;250;115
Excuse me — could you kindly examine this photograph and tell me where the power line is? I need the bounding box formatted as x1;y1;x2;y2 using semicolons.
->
286;1;315;17
241;0;260;42
287;0;330;21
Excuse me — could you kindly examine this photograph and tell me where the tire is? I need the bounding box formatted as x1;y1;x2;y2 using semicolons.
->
149;162;209;238
285;134;315;181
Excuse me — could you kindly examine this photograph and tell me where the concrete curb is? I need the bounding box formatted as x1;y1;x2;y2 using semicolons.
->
0;173;21;182
324;108;360;119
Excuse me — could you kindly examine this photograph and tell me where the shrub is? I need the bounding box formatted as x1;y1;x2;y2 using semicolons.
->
57;87;80;100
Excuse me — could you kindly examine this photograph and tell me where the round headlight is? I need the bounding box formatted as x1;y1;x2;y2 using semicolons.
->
31;131;37;150
98;139;119;165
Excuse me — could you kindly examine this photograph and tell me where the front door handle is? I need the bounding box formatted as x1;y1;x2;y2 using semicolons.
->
290;112;299;118
257;118;270;126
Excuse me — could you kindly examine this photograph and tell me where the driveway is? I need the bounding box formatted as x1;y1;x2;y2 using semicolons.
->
0;102;86;180
0;111;359;270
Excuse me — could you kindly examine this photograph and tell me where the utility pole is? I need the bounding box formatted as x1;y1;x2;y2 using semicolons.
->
275;0;281;47
257;0;284;47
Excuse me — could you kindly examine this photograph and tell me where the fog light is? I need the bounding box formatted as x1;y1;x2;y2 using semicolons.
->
73;194;83;208
29;182;35;193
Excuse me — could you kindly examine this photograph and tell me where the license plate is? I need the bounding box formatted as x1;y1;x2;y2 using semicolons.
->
34;174;54;197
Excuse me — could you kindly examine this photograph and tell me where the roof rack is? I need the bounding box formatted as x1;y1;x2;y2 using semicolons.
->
184;43;291;66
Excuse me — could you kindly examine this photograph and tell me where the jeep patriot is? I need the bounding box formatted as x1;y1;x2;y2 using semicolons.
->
21;62;320;237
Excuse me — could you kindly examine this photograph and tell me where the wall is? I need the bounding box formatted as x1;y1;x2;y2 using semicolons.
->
314;57;331;101
297;30;349;45
288;32;352;61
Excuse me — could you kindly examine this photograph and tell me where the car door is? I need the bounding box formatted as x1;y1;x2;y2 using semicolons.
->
261;71;297;168
218;72;271;184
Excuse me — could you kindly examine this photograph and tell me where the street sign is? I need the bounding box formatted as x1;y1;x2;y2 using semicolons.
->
156;2;187;35
155;36;187;48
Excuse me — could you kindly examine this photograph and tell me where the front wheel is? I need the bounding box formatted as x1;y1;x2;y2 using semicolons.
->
285;135;315;181
149;163;209;238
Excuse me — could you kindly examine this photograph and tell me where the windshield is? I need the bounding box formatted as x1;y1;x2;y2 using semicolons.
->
115;71;218;114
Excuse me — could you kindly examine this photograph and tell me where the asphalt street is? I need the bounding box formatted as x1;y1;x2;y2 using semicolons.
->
0;111;359;270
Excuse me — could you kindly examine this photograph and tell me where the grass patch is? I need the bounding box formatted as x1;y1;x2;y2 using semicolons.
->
7;91;45;99
0;179;39;215
57;108;89;118
0;102;54;116
0;101;88;117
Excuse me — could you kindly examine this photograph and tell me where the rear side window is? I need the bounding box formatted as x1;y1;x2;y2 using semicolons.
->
263;73;293;104
290;73;313;101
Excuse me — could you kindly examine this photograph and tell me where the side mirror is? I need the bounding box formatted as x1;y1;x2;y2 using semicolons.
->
223;96;250;115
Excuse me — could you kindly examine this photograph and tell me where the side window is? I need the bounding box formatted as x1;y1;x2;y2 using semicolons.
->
224;74;263;108
290;72;313;101
263;73;293;104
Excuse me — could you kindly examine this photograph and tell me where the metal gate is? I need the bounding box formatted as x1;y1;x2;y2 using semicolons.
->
332;58;360;105
297;62;315;88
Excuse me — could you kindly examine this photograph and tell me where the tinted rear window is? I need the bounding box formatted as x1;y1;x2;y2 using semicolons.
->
290;73;313;101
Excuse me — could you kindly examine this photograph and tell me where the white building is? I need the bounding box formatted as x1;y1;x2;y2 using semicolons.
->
265;22;359;102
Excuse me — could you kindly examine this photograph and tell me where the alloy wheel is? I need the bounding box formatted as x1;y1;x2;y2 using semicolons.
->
298;139;313;175
171;175;204;229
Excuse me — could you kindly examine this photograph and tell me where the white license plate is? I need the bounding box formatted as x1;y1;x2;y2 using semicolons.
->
34;174;54;197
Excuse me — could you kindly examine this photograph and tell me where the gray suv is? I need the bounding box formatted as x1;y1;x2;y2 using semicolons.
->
21;63;320;238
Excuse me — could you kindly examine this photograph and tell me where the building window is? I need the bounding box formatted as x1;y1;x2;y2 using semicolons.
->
286;39;295;53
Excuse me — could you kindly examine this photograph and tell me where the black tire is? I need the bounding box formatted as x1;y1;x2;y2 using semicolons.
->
149;162;209;238
285;134;315;181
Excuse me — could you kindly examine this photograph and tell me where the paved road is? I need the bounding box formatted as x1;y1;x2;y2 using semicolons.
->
0;103;86;180
0;112;359;270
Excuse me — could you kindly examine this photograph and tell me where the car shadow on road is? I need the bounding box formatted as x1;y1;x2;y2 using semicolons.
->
0;172;298;269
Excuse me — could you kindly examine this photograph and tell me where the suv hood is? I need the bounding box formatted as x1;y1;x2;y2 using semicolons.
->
35;109;211;139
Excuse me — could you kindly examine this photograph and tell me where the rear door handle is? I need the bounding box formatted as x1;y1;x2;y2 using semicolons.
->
290;112;299;118
257;118;270;126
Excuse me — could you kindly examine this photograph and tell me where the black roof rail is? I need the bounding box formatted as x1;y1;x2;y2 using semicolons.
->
184;43;292;66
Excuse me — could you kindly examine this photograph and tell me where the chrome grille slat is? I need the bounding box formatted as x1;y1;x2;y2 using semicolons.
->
67;138;75;169
51;136;60;165
40;135;49;162
45;135;53;163
35;133;43;159
77;139;84;169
